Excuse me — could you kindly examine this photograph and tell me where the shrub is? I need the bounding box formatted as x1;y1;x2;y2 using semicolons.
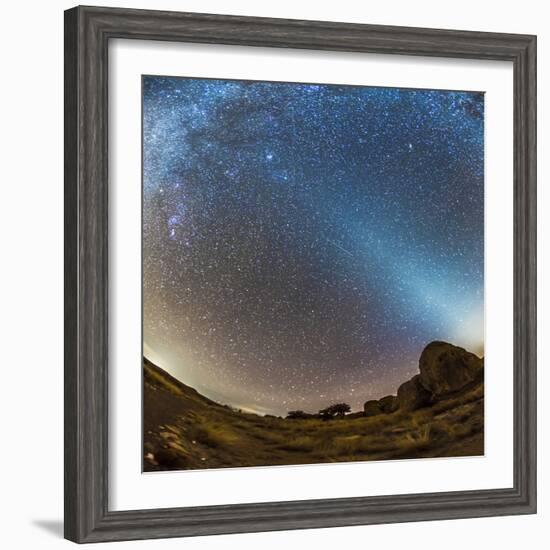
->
319;403;351;418
286;410;311;419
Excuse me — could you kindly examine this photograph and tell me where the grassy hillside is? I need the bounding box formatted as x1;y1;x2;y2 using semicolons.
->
143;357;483;471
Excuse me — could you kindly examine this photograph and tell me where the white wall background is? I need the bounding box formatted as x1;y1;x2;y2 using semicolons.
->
0;1;546;548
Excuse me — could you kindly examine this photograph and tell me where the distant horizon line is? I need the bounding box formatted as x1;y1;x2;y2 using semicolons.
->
143;339;483;417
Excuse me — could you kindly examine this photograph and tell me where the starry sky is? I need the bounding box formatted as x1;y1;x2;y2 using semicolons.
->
143;76;484;416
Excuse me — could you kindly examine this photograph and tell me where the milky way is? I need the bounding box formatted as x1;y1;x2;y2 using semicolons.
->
143;76;484;416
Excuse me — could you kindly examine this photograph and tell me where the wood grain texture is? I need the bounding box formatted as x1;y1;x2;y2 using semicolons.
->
64;5;537;543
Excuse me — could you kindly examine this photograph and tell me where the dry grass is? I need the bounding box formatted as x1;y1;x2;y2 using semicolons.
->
144;360;484;471
189;421;243;448
144;367;184;396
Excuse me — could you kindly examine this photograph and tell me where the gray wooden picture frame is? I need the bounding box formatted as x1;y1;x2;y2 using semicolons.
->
64;5;537;543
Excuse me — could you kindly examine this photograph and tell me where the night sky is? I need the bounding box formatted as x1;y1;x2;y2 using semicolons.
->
143;76;484;416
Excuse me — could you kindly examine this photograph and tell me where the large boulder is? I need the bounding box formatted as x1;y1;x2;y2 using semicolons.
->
397;375;432;411
363;400;382;417
378;395;399;414
419;341;483;397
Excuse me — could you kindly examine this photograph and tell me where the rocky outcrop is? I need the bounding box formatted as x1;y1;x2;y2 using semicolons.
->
362;341;483;416
379;395;399;413
397;374;432;411
363;394;398;417
363;400;382;417
419;341;483;397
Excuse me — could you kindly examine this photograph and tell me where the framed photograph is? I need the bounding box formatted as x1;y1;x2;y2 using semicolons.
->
64;6;537;543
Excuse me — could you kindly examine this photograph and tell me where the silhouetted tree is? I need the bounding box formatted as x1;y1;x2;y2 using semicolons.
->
319;403;351;419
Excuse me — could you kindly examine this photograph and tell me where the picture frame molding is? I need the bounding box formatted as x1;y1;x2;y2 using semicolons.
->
64;5;537;543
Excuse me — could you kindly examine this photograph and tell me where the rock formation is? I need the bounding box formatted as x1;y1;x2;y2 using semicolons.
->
397;374;432;411
363;341;483;415
419;341;483;397
363;400;382;416
378;394;399;413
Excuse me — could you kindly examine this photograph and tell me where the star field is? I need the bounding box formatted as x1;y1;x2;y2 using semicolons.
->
143;76;484;416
